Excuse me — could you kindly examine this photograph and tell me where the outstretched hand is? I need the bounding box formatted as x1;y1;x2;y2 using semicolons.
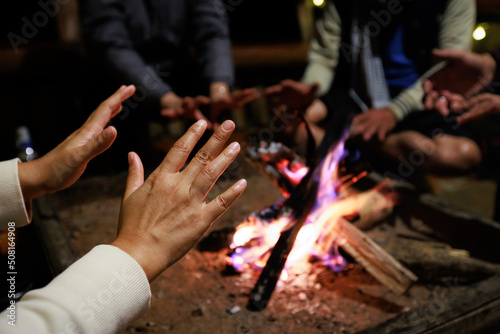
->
265;79;319;112
210;88;260;128
423;49;497;115
350;108;397;142
112;119;246;282
18;85;136;202
160;91;212;127
455;93;500;124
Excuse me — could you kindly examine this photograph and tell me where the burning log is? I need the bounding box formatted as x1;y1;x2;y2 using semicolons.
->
248;170;318;310
360;275;500;334
245;180;415;309
330;217;417;294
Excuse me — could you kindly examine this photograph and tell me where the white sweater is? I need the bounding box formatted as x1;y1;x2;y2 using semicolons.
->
0;159;151;333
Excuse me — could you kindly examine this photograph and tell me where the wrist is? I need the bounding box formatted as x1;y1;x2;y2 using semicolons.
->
17;159;46;202
210;82;230;101
483;53;498;80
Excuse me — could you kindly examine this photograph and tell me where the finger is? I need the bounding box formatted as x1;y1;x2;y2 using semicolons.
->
86;85;136;127
431;48;465;62
123;152;144;200
206;179;247;221
264;84;283;97
193;109;213;129
423;79;433;94
194;95;211;106
190;141;240;200
362;125;376;141
457;103;487;124
424;90;439;110
462;94;488;110
378;127;388;142
435;96;449;116
160;119;208;173
160;107;185;118
83;126;118;161
183;120;235;180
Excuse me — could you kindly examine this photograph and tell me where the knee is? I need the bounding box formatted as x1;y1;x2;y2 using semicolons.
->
433;139;482;173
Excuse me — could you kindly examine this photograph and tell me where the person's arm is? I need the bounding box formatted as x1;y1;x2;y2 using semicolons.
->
0;159;31;229
301;1;342;97
0;245;151;333
386;0;476;120
0;86;136;230
0;119;246;333
81;0;170;106
191;0;234;91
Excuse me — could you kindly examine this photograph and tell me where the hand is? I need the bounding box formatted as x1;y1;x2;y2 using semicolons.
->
160;91;211;126
350;108;397;142
17;85;136;202
210;85;260;128
112;119;247;282
265;79;319;111
455;93;500;124
423;49;497;115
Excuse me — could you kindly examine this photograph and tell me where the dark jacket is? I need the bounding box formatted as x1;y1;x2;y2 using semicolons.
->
81;0;234;105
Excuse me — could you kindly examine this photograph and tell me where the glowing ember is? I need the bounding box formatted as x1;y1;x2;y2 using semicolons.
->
228;131;395;280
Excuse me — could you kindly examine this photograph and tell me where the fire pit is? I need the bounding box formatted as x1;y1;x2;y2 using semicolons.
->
40;134;500;333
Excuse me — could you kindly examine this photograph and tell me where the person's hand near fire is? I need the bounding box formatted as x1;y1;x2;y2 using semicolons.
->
160;82;260;129
349;108;398;142
113;119;246;281
265;79;319;112
16;85;136;206
1;84;247;333
423;48;499;120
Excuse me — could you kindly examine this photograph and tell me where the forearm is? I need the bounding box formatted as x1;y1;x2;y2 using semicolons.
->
0;245;151;333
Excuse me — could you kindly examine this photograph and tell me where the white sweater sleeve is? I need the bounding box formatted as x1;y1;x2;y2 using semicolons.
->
0;245;151;334
0;159;31;230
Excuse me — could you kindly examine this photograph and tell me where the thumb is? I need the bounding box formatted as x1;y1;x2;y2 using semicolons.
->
124;152;144;200
85;126;117;161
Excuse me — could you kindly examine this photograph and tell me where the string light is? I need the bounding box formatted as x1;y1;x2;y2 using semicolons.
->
313;0;324;7
473;26;486;41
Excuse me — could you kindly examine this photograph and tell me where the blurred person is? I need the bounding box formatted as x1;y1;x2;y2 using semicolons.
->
423;48;500;123
80;0;258;128
0;85;246;333
266;0;480;175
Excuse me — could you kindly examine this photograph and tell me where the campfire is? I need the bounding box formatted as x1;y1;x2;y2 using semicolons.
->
227;129;417;310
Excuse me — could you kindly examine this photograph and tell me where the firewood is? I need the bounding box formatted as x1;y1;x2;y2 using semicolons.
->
360;275;500;334
379;238;500;283
398;190;500;262
332;217;417;294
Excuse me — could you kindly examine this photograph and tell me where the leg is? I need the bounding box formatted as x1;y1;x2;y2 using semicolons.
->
380;130;482;175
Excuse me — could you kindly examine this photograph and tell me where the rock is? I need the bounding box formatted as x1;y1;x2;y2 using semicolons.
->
226;305;241;315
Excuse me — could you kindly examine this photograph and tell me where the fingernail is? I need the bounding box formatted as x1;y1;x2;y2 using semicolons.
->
128;152;133;164
234;179;247;191
195;119;206;130
221;120;234;131
228;142;240;153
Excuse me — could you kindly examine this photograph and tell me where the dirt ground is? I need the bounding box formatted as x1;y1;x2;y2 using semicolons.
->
50;156;478;334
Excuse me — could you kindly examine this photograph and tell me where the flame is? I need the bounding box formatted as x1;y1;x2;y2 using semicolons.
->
228;131;396;279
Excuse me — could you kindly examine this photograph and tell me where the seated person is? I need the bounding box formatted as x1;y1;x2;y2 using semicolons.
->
266;0;480;176
80;0;258;128
0;85;246;333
